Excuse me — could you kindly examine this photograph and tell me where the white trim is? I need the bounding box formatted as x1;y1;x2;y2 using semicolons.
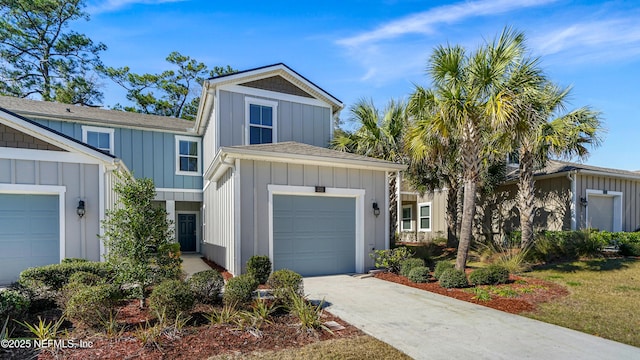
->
384;171;390;250
0;184;66;261
267;184;366;274
176;210;200;253
569;172;577;231
417;202;432;232
98;164;106;260
401;204;413;232
244;97;278;145
1;147;108;165
233;158;242;275
223;84;332;110
585;189;623;232
396;171;402;235
155;188;203;194
81;125;114;155
175;135;202;176
166;200;176;242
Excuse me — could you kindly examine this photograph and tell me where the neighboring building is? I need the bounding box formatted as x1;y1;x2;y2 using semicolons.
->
0;63;405;284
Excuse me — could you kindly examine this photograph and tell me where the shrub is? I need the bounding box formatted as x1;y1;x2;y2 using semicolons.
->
68;271;103;286
407;266;430;283
288;292;325;332
62;258;88;264
65;284;121;328
370;247;414;273
433;261;455;280
223;274;258;308
148;280;194;320
620;242;640;256
439;269;468;288
19;261;112;291
400;258;425;277
188;270;224;304
246;255;272;284
468;265;510;285
267;269;303;305
0;290;30;319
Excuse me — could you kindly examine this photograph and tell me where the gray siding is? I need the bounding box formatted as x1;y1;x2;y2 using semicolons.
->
32;119;202;190
399;189;448;243
576;174;640;231
202;168;236;273
217;90;331;150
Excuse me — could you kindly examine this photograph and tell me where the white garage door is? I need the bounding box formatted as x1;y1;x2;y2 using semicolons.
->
273;195;356;276
588;195;614;232
0;194;60;285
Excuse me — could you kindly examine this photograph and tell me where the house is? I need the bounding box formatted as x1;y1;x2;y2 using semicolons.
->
0;63;405;284
397;159;640;244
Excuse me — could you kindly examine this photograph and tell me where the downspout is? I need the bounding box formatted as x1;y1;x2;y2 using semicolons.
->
567;171;577;230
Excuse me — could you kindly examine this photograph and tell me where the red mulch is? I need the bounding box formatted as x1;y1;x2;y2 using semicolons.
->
375;272;568;314
200;257;233;281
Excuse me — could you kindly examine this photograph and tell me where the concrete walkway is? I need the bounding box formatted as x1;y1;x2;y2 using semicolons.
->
181;253;212;278
304;275;640;360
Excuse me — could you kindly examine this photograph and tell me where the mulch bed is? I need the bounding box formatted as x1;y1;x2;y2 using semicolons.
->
375;272;568;314
200;257;233;281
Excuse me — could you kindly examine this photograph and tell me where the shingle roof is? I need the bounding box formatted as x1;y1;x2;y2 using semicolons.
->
0;95;196;133
506;160;640;181
222;141;406;170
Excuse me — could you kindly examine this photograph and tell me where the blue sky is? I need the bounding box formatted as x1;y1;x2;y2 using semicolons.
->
79;0;640;170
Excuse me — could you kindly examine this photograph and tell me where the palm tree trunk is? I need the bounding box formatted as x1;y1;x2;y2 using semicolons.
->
446;181;460;247
456;179;477;270
518;149;536;249
389;172;398;243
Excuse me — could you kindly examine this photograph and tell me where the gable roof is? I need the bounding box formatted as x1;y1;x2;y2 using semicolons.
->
0;95;196;133
506;160;640;181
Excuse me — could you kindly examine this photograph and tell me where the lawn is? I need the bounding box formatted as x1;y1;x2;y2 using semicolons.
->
523;258;640;347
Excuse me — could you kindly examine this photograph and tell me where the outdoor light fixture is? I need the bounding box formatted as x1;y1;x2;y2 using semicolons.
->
372;202;380;216
77;200;86;218
580;197;588;207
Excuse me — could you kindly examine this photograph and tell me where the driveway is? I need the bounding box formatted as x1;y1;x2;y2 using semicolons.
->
304;275;640;360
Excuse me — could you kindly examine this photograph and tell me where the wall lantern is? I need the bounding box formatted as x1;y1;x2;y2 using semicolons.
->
580;197;588;207
372;202;380;216
77;200;86;218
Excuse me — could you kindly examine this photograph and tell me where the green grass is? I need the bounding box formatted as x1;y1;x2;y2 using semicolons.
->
524;258;640;347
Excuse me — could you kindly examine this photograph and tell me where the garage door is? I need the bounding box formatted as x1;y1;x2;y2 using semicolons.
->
0;194;60;285
588;195;614;232
273;195;355;276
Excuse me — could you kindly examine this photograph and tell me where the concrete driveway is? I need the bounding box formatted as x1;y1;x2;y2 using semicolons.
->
304;275;640;360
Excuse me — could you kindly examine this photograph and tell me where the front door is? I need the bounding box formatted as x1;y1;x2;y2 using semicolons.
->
178;214;197;252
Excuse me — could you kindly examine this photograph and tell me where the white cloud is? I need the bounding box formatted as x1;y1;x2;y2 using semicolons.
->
87;0;187;14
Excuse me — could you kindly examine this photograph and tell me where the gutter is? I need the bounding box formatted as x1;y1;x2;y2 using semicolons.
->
204;151;236;182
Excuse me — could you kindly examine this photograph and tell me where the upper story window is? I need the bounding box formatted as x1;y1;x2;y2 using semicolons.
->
175;135;201;176
246;98;278;145
418;202;431;232
401;205;413;231
82;126;114;154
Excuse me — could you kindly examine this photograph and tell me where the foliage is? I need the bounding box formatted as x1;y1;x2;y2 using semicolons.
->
102;172;179;302
57;271;103;309
100;52;235;119
188;269;224;304
288;292;328;333
246;255;272;285
148;280;194;320
19;261;112;291
473;237;531;274
266;269;304;305
0;0;106;104
528;230;610;263
468;287;492;302
17;315;65;341
370;247;414;274
438;269;469;289
205;305;241;325
223;274;258;308
0;289;30;319
407;266;431;283
433;261;455;280
619;242;640;256
62;258;88;264
468;265;510;285
250;295;278;325
400;258;425;277
65;284;121;328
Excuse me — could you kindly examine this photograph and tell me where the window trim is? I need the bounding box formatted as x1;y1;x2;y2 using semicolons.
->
245;97;278;145
418;202;432;232
81;126;114;154
175;135;202;176
401;204;413;232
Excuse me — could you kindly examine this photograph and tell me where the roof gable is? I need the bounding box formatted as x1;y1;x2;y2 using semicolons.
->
239;75;314;99
0;122;64;151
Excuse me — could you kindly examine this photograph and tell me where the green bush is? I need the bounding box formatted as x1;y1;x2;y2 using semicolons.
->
0;290;30;319
370;247;414;273
407;266;430;283
223;274;258;308
439;269;468;288
433;261;455;280
620;242;640;256
149;279;194;320
468;265;510;285
68;271;103;286
400;258;425;277
66;284;121;328
246;255;272;285
19;261;112;291
62;258;88;264
188;270;224;304
267;269;303;305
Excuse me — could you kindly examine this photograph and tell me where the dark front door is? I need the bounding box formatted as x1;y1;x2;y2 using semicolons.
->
178;214;197;252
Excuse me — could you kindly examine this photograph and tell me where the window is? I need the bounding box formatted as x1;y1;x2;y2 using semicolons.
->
401;205;413;231
175;136;201;176
246;98;277;145
82;126;114;154
418;202;431;231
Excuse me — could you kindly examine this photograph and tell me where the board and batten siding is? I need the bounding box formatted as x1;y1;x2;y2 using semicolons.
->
32;119;202;190
0;159;102;261
217;90;331;150
238;160;387;273
399;189;448;242
576;174;640;231
202;167;236;274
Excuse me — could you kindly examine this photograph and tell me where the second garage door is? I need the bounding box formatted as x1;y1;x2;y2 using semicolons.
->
273;195;355;276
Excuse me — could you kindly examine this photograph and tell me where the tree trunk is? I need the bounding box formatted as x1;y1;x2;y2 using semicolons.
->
456;179;477;270
388;173;398;244
456;177;464;242
445;181;460;247
518;149;536;249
